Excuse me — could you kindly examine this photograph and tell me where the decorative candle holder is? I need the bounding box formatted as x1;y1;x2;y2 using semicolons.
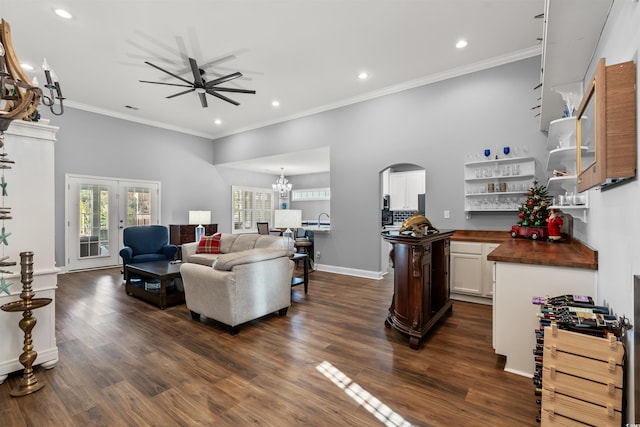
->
0;251;51;396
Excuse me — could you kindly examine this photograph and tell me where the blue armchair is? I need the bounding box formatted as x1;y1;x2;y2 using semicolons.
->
119;225;178;278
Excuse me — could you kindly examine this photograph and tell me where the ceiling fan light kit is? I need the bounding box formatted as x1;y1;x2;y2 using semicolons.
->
139;57;255;108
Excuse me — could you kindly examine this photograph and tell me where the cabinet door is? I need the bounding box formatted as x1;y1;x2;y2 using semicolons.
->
389;173;407;210
405;172;424;211
450;252;483;295
482;243;500;297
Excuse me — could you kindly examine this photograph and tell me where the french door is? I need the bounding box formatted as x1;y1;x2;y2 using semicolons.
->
65;175;161;271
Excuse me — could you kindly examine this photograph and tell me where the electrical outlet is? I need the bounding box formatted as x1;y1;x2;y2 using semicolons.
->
316;251;321;259
444;210;450;219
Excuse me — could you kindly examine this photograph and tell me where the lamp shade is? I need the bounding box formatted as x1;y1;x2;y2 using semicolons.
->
188;210;211;225
274;209;302;229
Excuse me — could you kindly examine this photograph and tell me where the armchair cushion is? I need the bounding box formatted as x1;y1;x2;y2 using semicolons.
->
196;233;221;254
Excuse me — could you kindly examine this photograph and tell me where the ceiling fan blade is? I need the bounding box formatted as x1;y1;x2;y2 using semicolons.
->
211;87;256;94
144;61;193;86
139;80;193;88
207;90;240;106
198;92;208;108
205;72;242;88
167;88;195;99
189;57;205;87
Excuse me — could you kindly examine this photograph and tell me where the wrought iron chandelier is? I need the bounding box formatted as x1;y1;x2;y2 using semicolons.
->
272;168;292;195
0;19;65;133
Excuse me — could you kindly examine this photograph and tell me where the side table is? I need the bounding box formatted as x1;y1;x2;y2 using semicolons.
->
290;253;309;293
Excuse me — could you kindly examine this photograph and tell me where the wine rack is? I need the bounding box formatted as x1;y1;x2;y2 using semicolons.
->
532;295;628;426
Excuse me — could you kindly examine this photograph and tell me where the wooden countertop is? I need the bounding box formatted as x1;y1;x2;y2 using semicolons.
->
486;237;597;270
452;229;597;270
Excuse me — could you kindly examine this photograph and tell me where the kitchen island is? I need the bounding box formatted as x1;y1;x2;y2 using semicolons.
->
382;229;454;349
487;237;597;377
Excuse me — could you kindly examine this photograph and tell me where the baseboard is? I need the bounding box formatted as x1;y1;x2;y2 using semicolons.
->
450;293;493;305
315;263;384;280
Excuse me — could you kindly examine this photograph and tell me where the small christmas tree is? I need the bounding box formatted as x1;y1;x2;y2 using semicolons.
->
517;181;551;227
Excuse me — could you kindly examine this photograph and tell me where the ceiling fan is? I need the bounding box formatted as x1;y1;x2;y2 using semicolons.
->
139;57;255;108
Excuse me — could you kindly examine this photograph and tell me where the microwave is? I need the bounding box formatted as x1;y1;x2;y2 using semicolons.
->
382;210;394;226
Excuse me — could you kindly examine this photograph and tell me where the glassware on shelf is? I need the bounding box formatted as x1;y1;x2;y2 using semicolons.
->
503;146;510;157
484;149;491;159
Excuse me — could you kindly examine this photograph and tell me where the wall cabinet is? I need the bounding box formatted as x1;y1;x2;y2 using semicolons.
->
576;59;637;192
463;157;535;215
450;241;497;305
389;171;424;211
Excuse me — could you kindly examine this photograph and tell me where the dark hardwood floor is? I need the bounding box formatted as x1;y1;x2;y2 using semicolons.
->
1;266;539;426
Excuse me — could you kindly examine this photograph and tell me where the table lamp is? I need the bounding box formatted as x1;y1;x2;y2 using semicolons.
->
274;209;302;254
189;210;211;242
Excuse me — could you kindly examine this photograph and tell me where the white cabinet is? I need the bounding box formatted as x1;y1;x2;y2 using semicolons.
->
389;171;424;211
463;157;535;215
450;241;498;305
493;262;596;377
1;121;59;384
545;117;588;222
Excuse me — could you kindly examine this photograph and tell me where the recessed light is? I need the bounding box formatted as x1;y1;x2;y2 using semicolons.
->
456;40;468;49
271;100;280;107
214;119;222;125
358;72;369;80
21;63;34;71
54;9;73;19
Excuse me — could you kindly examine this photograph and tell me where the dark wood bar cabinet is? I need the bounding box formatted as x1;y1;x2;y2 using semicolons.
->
382;230;454;349
169;224;218;245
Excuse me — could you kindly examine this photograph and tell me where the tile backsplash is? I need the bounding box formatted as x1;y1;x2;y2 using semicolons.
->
393;211;415;223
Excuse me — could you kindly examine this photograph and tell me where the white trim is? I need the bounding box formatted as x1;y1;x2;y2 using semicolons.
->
315;263;384;280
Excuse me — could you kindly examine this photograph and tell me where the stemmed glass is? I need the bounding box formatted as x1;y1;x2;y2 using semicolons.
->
503;146;510;158
484;149;491;159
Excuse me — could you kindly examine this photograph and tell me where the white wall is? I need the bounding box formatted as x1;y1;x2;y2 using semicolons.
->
576;0;640;420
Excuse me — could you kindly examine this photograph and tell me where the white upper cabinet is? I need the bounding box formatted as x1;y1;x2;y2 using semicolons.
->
389;171;425;211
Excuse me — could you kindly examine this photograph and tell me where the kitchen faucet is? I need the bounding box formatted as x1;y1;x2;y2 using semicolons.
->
318;212;330;227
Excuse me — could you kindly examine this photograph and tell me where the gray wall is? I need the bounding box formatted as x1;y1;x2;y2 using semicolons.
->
213;55;547;271
289;172;330;222
52;55;547;273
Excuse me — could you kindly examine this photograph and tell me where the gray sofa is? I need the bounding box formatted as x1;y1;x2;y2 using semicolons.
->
180;234;294;334
181;233;287;265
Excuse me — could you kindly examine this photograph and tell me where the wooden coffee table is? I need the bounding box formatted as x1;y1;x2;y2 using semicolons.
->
125;260;184;309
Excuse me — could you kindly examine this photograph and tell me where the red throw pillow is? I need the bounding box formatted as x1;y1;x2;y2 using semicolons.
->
195;233;221;254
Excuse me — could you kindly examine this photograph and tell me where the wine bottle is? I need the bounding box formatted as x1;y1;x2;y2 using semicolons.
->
546;294;594;305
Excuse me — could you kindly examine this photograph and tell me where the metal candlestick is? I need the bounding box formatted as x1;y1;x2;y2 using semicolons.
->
0;251;51;396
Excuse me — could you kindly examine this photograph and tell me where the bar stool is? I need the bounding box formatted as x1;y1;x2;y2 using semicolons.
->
294;229;313;268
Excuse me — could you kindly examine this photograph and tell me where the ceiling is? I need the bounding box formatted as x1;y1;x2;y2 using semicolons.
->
2;0;544;174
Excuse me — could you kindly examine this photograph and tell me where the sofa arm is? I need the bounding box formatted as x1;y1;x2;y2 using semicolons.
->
119;246;133;264
181;242;198;262
161;244;178;260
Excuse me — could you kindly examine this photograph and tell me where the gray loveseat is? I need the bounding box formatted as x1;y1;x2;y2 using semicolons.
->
180;234;294;334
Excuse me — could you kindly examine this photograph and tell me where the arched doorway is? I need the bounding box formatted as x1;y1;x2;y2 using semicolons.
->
379;163;426;273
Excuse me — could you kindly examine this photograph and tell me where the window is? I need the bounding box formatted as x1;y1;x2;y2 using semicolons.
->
291;187;331;201
232;186;273;233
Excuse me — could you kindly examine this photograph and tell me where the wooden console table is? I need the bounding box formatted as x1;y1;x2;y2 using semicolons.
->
382;230;454;349
169;224;218;245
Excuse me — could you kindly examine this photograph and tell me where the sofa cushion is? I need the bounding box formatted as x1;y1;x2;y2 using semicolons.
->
196;233;221;254
213;248;289;271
